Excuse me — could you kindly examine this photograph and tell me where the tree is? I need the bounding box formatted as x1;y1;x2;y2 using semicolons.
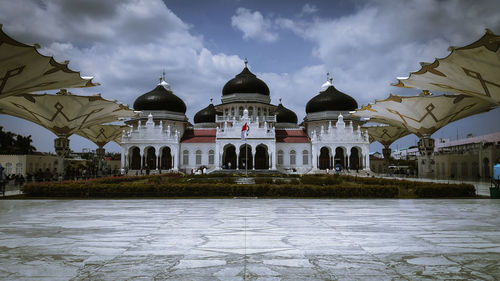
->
0;127;37;154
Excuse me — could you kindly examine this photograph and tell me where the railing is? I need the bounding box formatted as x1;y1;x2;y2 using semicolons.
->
215;115;276;123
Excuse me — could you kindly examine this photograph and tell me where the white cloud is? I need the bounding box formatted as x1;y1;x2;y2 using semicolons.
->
276;0;500;105
231;7;278;43
300;3;318;16
0;0;245;152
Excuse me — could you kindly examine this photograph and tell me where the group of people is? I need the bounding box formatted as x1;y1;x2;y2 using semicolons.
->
0;164;24;196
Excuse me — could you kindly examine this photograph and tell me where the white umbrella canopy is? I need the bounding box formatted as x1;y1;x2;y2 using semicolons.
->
0;24;98;99
0;90;136;137
363;124;411;146
393;29;500;106
76;124;129;147
353;91;496;138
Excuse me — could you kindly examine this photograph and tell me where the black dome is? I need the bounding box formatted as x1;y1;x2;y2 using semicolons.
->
194;104;217;123
276;103;298;124
306;85;358;113
222;67;270;96
133;83;186;113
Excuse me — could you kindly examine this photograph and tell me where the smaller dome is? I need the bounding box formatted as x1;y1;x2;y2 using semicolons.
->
133;79;186;113
276;102;298;124
222;60;270;96
194;103;217;123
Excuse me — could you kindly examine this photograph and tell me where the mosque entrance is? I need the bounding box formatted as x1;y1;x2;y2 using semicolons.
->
131;147;141;169
255;145;269;169
350;147;360;170
319;147;331;170
223;145;237;169
334;147;345;169
239;145;253;170
145;147;156;170
161;147;172;170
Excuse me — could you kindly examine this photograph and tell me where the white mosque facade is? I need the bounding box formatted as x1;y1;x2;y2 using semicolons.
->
120;63;370;174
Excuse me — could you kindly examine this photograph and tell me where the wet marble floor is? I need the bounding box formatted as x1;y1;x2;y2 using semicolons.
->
0;199;499;280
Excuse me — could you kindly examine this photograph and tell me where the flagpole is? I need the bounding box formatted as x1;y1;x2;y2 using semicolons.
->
245;141;248;176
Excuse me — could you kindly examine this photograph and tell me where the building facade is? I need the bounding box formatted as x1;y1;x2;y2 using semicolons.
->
121;64;370;174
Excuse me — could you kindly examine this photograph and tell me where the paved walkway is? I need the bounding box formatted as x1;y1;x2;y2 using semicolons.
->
1;199;500;280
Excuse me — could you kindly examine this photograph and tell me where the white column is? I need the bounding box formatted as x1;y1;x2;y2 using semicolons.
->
272;150;277;170
268;153;271;170
156;154;160;171
312;148;317;170
121;148;125;170
236;152;239;170
173;150;178;171
140;151;144;170
252;147;256;170
365;152;370;171
346;153;350;169
215;144;220;170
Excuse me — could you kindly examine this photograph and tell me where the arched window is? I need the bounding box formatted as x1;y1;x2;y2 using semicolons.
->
208;150;215;164
290;150;296;165
183;150;189;165
5;163;12;174
257;107;261;117
16;163;23;174
249;106;254;116
239;107;244;117
277;150;284;165
302;150;309;165
196;150;202;165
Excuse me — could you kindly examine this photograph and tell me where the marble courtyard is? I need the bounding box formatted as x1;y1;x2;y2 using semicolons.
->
1;199;500;280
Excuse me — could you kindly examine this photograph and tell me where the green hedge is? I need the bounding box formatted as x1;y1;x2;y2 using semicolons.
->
414;183;476;198
21;173;476;198
21;182;399;198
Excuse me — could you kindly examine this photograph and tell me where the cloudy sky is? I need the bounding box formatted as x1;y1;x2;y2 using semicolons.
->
1;0;499;153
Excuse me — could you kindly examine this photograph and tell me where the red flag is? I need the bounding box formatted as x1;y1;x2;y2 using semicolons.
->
241;122;249;141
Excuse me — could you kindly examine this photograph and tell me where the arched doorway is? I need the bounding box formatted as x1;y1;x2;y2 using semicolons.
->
161;147;172;170
319;147;331;170
131;147;141;169
334;147;345;169
223;145;237;169
350;147;360;170
239;144;253;169
255;145;269;169
483;157;490;179
145;147;156;170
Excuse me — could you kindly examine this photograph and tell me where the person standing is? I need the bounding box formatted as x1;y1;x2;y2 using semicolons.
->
0;164;5;197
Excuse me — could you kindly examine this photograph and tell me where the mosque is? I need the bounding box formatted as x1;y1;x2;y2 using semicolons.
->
120;60;370;174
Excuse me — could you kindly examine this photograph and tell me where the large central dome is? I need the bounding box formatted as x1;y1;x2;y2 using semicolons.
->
306;80;358;114
222;64;270;96
133;80;186;113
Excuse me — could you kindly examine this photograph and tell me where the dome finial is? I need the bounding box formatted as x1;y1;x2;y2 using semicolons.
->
329;76;333;84
162;70;166;81
279;98;282;104
244;58;248;67
326;72;330;81
210;98;213;104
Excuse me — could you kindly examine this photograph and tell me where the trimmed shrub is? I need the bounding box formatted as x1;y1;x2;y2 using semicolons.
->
301;175;343;185
22;182;399;198
414;183;475;198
